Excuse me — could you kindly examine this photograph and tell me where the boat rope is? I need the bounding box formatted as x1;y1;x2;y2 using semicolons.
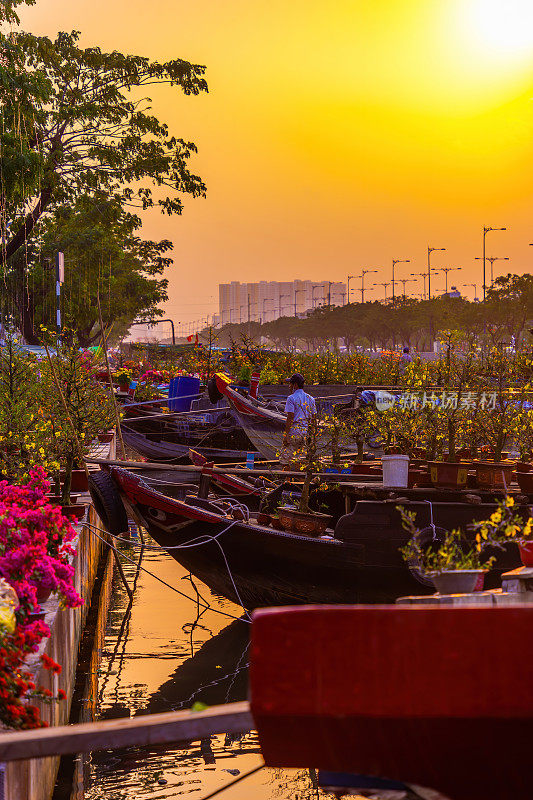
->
85;522;252;624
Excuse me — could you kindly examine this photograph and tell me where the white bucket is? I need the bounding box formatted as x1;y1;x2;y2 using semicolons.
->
382;455;409;488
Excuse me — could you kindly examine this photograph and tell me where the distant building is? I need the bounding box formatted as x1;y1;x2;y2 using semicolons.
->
218;280;346;326
442;286;462;299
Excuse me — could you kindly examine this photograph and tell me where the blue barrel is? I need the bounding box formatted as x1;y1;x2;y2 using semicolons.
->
168;376;201;412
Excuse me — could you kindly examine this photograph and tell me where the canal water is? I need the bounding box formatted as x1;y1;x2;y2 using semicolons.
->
65;528;342;800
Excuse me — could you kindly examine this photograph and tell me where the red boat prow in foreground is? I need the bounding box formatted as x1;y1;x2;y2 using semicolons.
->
249;605;533;800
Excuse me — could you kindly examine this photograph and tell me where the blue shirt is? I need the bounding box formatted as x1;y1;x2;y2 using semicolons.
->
285;389;317;430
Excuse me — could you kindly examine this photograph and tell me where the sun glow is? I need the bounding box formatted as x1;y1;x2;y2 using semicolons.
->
467;0;533;59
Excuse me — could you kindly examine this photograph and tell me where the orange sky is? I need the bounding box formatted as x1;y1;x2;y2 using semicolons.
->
18;0;533;328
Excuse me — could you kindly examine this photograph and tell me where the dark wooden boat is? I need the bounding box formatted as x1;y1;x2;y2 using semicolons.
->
121;425;254;464
122;397;257;460
94;468;521;609
104;467;366;608
250;605;533;800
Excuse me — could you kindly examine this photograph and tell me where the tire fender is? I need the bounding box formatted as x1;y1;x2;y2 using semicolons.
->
89;470;129;536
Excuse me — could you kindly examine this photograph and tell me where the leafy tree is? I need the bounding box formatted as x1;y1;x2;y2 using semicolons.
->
7;194;172;345
1;29;207;264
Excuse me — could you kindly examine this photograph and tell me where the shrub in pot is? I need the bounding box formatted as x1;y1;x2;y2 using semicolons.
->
40;338;116;505
398;506;495;594
470;495;533;568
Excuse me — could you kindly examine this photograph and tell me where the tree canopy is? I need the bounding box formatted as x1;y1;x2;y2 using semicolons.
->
1;12;207;343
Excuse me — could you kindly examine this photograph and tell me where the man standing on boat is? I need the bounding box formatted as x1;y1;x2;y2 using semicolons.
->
280;373;317;468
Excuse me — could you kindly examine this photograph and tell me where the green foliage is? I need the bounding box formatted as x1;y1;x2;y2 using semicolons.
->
40;337;116;501
398;507;492;573
0;336;59;482
8;194;171;345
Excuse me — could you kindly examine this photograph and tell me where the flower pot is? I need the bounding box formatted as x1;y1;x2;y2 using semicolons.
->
474;462;514;490
430;569;487;595
98;432;114;443
47;493;80;506
277;507;332;536
428;461;468;489
256;512;271;526
61;503;87;521
270;515;284;531
382;455;409;488
70;469;89;492
515;462;533;473
519;543;533;567
515;471;533;494
36;586;52;603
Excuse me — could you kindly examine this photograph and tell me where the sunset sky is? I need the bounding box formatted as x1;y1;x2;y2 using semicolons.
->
18;0;533;330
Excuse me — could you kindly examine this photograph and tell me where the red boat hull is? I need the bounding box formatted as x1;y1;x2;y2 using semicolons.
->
250;605;533;800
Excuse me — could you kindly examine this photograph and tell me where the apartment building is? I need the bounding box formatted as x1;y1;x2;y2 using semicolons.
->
218;280;346;326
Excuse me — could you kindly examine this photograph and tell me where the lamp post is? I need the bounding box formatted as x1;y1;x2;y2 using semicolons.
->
392;259;410;301
262;298;270;324
427;247;445;300
474;255;509;288
312;285;321;309
294;288;305;317
347;275;356;305
373;281;390;301
398;277;415;298
410;271;427;299
482;227;506;301
356;269;377;303
463;283;478;301
435;266;461;294
326;281;333;306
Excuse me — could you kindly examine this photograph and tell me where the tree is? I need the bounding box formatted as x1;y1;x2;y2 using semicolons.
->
486;274;533;345
1;29;207;264
7;194;172;345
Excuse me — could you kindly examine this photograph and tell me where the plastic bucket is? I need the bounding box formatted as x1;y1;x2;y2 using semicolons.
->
382;455;409;488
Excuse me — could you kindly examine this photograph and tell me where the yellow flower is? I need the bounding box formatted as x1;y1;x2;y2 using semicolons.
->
490;510;502;524
505;496;515;508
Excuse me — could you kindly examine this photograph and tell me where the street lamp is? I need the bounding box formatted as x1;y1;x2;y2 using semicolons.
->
356;269;378;303
347;275;356;305
398;277;415;298
410;271;428;299
312;285;322;309
435;266;461;294
392;259;410;301
326;281;333;306
482;227;506;302
373;281;390;301
427;247;446;300
474;255;509;288
463;283;478;302
262;298;270;324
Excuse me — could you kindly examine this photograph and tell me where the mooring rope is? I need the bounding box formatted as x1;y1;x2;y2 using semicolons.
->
85;522;252;624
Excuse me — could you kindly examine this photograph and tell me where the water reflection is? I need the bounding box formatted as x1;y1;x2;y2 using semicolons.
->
81;529;338;800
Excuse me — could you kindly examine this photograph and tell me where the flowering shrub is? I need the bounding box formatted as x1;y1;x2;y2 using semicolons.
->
0;468;83;728
0;468;82;619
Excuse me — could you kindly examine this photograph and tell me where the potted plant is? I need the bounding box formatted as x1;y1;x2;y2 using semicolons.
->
41;339;116;508
470;495;533;568
399;506;494;594
277;419;332;536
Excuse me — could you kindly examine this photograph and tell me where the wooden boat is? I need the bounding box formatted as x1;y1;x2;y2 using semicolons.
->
121;425;254;464
122;397;257;461
91;467;520;609
250;604;533;800
207;373;361;461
